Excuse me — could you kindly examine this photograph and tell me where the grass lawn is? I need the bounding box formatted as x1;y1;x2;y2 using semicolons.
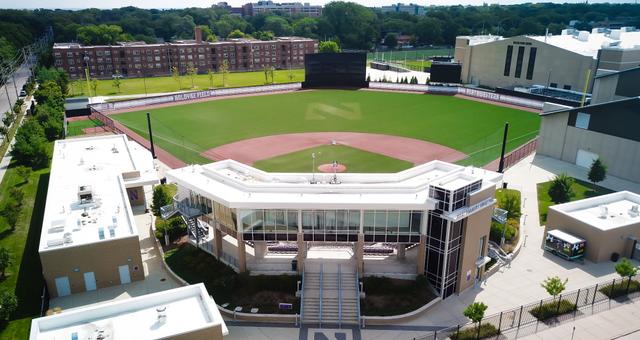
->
253;145;413;173
164;243;299;314
367;48;453;61
113;89;540;167
69;69;305;97
537;178;614;224
66;118;105;137
360;276;437;316
389;60;432;72
0;150;51;338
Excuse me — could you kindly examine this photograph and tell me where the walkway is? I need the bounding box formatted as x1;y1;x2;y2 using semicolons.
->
401;152;640;328
0;63;30;121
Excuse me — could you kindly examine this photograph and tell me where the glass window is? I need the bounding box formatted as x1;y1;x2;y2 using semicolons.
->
575;112;590;129
287;211;298;232
525;47;537;80
503;45;513;77
410;211;422;234
398;212;410;234
363;211;375;234
514;46;525;78
349;210;360;233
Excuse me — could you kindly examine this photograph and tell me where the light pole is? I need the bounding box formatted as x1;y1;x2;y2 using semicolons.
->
311;152;316;184
84;54;92;97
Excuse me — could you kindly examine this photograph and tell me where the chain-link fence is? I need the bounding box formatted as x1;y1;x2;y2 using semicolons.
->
413;274;640;340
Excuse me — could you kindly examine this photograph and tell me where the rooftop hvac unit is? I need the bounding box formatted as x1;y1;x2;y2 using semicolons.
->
47;238;64;247
577;31;590;42
63;232;73;244
78;185;93;204
630;205;639;218
599;205;609;219
610;30;621;40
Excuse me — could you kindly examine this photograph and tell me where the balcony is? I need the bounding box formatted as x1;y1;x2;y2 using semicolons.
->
442;197;496;222
160;197;203;220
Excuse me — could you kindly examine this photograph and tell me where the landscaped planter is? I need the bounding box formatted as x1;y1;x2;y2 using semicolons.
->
529;299;576;321
599;279;640;298
450;323;499;340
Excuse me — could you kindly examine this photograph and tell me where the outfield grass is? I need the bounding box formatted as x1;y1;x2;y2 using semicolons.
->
254;145;413;173
66;118;104;137
537;178;614;224
113;89;540;167
0;152;50;339
68;69;305;97
367;48;452;61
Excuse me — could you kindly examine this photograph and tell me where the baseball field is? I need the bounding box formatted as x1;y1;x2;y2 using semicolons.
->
110;89;541;171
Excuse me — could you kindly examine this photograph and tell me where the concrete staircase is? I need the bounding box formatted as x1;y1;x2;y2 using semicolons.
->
301;263;360;327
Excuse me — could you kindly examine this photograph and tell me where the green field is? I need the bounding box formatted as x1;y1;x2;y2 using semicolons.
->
537;178;613;224
66;118;105;137
254;145;413;173
68;69;305;97
367;48;453;62
112;89;540;168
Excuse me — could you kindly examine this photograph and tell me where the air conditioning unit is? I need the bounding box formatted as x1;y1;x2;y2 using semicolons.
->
599;205;609;219
629;205;639;218
78;185;93;204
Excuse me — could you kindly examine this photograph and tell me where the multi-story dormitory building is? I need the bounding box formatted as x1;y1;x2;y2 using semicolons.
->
53;27;318;79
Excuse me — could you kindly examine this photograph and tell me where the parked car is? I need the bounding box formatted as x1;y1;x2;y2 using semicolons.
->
19;90;27;98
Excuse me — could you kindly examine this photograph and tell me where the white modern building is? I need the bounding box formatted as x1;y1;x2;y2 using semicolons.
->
39;135;158;298
379;3;427;16
30;283;228;340
250;1;322;17
454;27;640;92
546;191;640;263
164;159;502;298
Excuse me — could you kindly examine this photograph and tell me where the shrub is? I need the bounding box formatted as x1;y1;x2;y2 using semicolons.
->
599;279;640;298
464;301;488;323
0;290;17;322
490;220;517;243
151;185;172;216
548;173;574;203
499;191;521;220
588;158;607;184
0;247;10;279
451;323;499;340
529;299;576;320
614;258;638;278
155;216;186;242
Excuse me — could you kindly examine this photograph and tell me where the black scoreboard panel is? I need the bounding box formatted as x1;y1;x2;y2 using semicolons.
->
302;52;368;88
430;62;461;84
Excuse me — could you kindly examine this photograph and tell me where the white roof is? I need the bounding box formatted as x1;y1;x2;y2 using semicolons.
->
29;283;228;340
166;159;502;210
547;229;585;244
550;191;640;231
39;135;158;252
464;27;640;59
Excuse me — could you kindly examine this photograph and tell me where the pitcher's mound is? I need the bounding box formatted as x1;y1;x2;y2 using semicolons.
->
318;163;347;173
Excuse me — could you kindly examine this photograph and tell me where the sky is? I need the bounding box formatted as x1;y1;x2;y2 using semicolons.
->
0;0;635;9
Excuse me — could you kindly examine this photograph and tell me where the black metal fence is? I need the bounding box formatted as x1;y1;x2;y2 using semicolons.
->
414;274;640;340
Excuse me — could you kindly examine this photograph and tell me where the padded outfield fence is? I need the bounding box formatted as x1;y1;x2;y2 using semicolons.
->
413;274;640;340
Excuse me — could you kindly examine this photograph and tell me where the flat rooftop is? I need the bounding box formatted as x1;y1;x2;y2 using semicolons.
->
166;159;502;210
463;27;640;58
39;135;158;252
29;283;228;340
550;191;640;231
52;36;314;49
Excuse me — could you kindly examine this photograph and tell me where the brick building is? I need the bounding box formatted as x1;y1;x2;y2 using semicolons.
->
53;27;318;79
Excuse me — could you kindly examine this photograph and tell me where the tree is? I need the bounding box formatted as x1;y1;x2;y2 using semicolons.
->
615;258;638;278
11;119;49;168
171;66;182;90
253;30;275;41
263;16;293;36
319;41;341;53
2;112;14;129
227;29;246;39
322;1;379;49
0;290;17;321
186;63;197;89
548;173;574;203
112;71;122;93
90;78;98;96
500;192;521;220
1;204;20;231
415;17;443;45
541;276;568;300
151;185;172;217
383;33;398;49
197;25;217;42
219;60;230;87
77;24;129;45
207;69;215;89
15;166;31;184
588;158;607;184
463;301;488;334
0;247;10;279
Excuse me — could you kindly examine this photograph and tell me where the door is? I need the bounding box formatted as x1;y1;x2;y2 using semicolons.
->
83;272;97;291
118;265;131;284
576;149;598;168
55;276;71;297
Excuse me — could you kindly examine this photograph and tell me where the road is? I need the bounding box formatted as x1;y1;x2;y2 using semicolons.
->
0;63;31;120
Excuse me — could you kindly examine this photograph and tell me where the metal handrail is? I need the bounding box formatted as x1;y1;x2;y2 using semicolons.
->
355;271;362;328
338;264;342;329
319;263;324;328
299;269;305;328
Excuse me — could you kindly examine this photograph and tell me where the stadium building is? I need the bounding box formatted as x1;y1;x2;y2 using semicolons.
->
163;159;502;298
39;135;158;298
454;27;640;92
53;27;317;79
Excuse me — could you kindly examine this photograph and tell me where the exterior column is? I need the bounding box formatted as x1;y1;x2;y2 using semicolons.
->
416;235;427;275
237;233;247;273
397;243;406;259
297;233;306;274
254;241;267;259
214;227;222;259
356;233;364;275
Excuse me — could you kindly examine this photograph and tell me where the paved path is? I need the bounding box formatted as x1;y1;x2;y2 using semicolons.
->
0;63;30;121
0;98;32;186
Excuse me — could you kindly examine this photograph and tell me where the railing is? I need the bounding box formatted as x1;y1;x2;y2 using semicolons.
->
338;264;343;329
442;198;496;222
355;271;362;328
300;270;306;328
413;273;640;339
319;263;324;328
502;137;538;171
159;203;177;220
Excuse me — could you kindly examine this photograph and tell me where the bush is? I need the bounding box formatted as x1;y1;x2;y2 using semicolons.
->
12;99;24;113
151;185;172;216
490;219;517;243
0;290;17;322
548;173;575;203
11;119;49;168
599;279;640;298
451;323;499;340
155;216;186;242
529;299;576;320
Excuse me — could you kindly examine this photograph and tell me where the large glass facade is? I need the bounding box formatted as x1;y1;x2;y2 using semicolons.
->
240;209;299;241
362;210;422;243
425;213;466;298
302;210;360;242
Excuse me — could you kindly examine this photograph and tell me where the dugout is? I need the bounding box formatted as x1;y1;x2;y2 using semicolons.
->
302;52;368;88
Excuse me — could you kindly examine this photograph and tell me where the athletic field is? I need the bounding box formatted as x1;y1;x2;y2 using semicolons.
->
111;89;540;171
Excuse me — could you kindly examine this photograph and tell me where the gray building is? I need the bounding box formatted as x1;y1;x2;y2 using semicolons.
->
379;3;426;16
537;97;640;183
454;27;640;92
591;66;640;104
